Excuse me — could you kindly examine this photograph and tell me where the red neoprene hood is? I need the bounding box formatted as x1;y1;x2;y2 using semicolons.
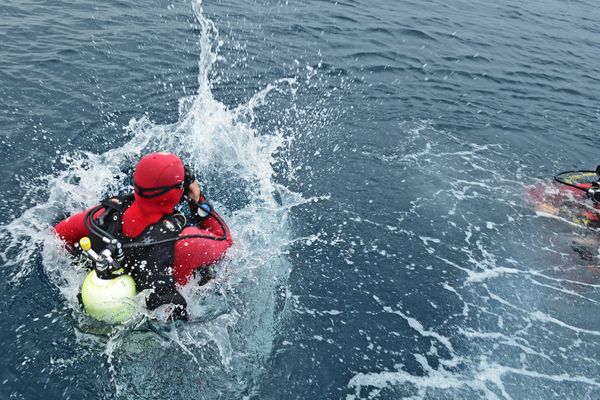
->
132;152;185;212
117;153;185;238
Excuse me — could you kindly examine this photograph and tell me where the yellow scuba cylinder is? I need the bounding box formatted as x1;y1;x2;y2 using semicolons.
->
78;237;138;324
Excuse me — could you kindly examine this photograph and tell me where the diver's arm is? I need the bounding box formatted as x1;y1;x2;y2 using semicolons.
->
172;222;233;286
186;184;230;235
185;181;223;232
54;207;104;247
174;181;233;284
196;208;231;234
54;211;89;246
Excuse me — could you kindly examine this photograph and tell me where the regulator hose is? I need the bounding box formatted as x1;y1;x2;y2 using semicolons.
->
83;201;228;250
553;169;599;192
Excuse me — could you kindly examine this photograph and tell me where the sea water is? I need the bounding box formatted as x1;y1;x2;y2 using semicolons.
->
1;0;599;399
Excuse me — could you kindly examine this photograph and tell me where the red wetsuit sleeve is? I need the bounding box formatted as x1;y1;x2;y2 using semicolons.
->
173;211;233;285
54;207;104;246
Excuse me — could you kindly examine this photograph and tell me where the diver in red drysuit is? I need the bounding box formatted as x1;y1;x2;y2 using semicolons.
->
531;182;600;227
54;152;233;320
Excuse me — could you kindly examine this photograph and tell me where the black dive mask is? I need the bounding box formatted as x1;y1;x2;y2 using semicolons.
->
134;181;183;198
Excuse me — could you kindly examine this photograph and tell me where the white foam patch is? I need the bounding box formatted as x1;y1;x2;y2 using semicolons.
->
347;359;505;400
466;266;522;283
382;306;454;355
459;329;553;362
348;359;600;400
530;311;600;337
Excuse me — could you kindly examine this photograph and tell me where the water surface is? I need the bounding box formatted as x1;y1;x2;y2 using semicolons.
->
1;0;600;399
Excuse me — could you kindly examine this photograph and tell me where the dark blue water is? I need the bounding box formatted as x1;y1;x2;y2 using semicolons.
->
1;0;600;399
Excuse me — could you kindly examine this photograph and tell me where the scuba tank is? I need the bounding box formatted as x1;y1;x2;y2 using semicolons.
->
78;237;138;324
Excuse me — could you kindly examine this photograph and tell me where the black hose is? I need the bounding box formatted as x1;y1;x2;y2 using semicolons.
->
553;170;597;192
122;211;228;249
83;203;228;250
84;204;114;242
